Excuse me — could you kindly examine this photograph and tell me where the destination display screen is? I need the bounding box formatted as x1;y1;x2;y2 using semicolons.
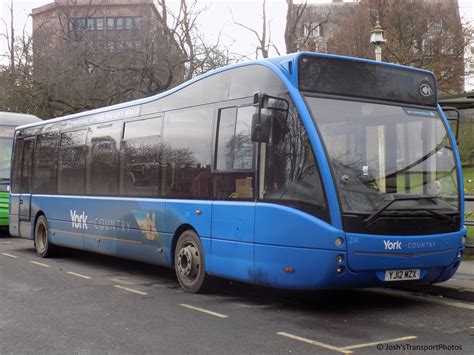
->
298;55;437;107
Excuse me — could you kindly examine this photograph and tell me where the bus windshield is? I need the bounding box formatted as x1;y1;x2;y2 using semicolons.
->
0;126;15;181
306;97;459;215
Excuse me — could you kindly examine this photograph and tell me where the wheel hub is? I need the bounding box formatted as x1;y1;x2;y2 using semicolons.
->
177;245;198;277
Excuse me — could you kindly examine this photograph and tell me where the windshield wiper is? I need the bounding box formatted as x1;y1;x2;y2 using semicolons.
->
363;195;450;225
421;208;457;224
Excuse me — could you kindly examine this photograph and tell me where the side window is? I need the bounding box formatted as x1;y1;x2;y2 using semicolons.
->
21;139;35;193
262;100;329;221
12;138;23;193
58;130;87;194
213;105;256;200
33;132;60;194
120;116;162;197
86;122;121;195
162;107;212;199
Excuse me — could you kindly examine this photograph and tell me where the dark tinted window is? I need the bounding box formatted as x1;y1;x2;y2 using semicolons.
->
86;123;121;195
162;107;213;198
12;138;23;193
123;116;162;140
213;105;256;200
21;139;34;193
216;107;236;170
58;130;87;194
233;106;255;169
33;133;60;194
120;136;162;197
213;173;254;200
299;55;437;107
262;96;329;221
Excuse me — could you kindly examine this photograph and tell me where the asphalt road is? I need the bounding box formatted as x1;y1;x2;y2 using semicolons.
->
1;236;473;354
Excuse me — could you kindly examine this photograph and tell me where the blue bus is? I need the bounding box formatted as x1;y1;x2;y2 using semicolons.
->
9;53;465;293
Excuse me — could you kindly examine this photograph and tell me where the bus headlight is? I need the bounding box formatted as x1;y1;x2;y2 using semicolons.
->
336;266;345;274
336;254;344;263
335;237;344;247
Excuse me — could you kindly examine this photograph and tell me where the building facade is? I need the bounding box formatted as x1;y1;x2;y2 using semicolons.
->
31;0;183;117
293;0;357;53
32;0;164;60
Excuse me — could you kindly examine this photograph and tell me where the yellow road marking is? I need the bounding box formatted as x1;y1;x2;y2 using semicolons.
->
114;285;148;296
341;336;418;350
30;261;50;268
277;332;352;354
2;253;17;258
67;271;91;280
180;304;229;319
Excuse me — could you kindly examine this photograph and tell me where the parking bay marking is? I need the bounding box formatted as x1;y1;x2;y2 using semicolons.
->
67;271;92;280
341;336;418;351
30;261;50;268
278;332;418;354
2;253;18;258
180;304;229;319
114;285;148;296
277;332;352;354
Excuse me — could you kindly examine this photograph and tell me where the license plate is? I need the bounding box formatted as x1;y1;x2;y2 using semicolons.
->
384;269;420;281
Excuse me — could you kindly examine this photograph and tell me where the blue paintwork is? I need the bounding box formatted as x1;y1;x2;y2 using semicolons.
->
10;52;465;290
210;201;255;281
346;231;461;271
438;103;465;224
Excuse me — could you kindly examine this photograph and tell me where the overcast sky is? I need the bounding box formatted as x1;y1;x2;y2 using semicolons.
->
1;0;474;87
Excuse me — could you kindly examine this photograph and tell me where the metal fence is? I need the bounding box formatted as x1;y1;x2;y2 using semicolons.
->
466;196;474;227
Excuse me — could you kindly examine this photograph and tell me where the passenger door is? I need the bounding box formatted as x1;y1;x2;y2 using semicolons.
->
210;104;257;283
18;138;35;237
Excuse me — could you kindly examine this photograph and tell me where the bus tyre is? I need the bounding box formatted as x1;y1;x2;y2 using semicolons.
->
34;215;56;258
174;230;207;293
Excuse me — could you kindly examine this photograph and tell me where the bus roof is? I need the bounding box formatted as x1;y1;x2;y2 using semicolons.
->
14;52;435;131
0;112;42;126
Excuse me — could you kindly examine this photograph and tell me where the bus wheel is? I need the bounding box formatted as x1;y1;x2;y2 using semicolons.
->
34;215;55;258
174;230;206;293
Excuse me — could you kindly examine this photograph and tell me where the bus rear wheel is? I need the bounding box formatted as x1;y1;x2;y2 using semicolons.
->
34;215;56;258
174;230;207;293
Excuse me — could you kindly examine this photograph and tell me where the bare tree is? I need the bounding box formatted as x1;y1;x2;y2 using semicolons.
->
285;0;333;53
285;0;307;54
157;0;236;80
231;0;280;59
1;0;235;117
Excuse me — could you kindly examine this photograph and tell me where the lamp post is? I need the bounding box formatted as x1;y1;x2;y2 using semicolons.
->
370;14;387;191
370;16;386;62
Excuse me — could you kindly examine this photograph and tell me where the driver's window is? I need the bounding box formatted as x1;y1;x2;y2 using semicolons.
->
262;99;329;221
